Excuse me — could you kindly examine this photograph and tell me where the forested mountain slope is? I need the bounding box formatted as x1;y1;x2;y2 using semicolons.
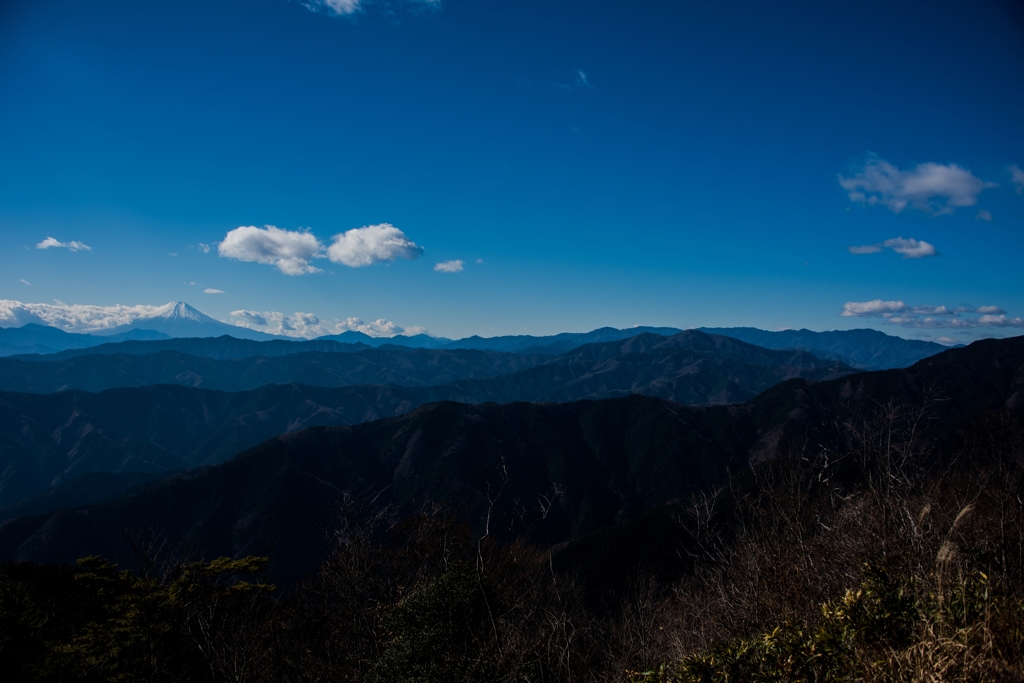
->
1;335;1019;585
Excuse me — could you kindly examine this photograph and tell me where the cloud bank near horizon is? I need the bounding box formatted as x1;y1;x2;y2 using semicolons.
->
841;299;1023;329
0;298;429;339
230;309;428;338
0;299;160;332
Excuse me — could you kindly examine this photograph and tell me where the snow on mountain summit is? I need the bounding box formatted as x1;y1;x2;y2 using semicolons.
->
95;301;277;341
137;302;217;323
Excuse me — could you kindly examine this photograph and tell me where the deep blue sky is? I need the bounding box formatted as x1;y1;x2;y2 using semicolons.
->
1;0;1022;340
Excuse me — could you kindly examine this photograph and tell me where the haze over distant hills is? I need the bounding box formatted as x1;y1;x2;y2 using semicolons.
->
0;324;170;357
1;300;954;371
699;327;954;370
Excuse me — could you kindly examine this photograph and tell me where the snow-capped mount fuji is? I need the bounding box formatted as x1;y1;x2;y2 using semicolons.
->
97;302;278;341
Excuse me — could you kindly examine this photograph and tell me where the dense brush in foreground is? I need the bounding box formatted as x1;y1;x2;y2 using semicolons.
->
1;404;1022;682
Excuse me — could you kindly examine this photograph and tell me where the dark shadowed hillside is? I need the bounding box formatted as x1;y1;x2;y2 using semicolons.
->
10;335;373;361
1;335;1020;585
419;330;855;405
0;347;550;393
0;331;856;510
0;396;752;585
0;383;422;508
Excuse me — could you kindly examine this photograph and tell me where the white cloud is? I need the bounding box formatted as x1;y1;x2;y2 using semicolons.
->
334;317;405;337
231;310;268;327
218;225;324;275
36;237;91;252
0;299;161;332
475;258;484;264
575;70;591;87
1010;165;1024;194
977;315;1024;327
203;288;224;294
231;310;328;338
883;237;936;259
327;223;423;267
230;309;429;339
839;158;996;215
840;299;1023;329
841;300;910;317
847;244;883;255
975;209;993;221
19;279;32;286
847;237;937;259
198;243;211;254
434;259;464;273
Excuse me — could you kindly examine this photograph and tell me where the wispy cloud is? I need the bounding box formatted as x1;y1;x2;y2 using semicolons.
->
198;243;211;254
218;225;324;275
1010;165;1024;194
555;69;594;91
230;309;428;338
976;209;993;221
303;0;361;15
839;158;996;215
301;0;440;17
327;223;423;267
434;259;464;273
0;299;161;332
36;237;91;252
847;237;937;259
203;288;224;294
19;279;33;286
840;299;1023;329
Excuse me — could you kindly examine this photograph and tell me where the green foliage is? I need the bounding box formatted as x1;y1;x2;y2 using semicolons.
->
628;568;1015;683
369;564;490;683
0;555;273;683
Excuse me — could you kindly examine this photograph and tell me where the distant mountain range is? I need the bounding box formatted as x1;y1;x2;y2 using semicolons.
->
0;346;551;394
1;301;953;370
0;330;853;508
1;335;1019;584
0;330;851;396
698;326;954;369
96;301;280;341
0;324;170;356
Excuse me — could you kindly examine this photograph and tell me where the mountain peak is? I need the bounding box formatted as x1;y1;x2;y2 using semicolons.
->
137;302;219;323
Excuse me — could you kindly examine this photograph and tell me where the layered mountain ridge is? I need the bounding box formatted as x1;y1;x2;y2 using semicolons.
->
1;335;1019;585
2;300;953;370
0;330;853;507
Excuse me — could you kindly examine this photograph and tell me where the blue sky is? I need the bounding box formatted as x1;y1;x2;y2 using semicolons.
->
1;0;1022;341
